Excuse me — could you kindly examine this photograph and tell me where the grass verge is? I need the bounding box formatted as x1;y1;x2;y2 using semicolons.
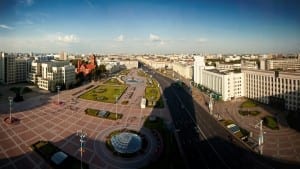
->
85;108;122;120
241;100;257;108
238;110;260;116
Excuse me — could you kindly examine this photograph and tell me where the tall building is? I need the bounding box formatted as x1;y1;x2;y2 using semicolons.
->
193;55;205;84
199;69;244;101
0;52;32;84
28;60;76;91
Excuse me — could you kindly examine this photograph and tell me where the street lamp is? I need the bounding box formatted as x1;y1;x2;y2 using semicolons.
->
76;130;87;169
8;96;13;122
56;85;61;105
209;93;214;115
115;96;118;120
255;120;266;155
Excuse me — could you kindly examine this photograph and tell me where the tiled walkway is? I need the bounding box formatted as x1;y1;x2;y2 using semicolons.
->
0;69;170;169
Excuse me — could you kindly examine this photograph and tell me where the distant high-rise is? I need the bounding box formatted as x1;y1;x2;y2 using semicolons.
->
0;52;32;84
193;55;205;84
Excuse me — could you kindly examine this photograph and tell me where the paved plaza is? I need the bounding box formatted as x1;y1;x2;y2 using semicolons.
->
0;69;171;169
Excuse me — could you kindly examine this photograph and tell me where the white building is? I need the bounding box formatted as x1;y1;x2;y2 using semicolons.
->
28;60;76;91
193;55;244;101
243;69;300;111
200;69;244;101
119;60;139;69
172;62;193;80
193;55;206;84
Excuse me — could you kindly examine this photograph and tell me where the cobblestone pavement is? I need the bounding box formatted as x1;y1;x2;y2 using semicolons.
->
0;68;170;169
191;86;300;163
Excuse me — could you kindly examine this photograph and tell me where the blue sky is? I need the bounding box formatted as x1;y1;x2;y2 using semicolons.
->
0;0;300;54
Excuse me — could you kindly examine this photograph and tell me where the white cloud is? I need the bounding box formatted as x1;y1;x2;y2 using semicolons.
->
149;33;161;42
196;38;208;43
0;24;13;30
56;34;80;43
115;34;124;42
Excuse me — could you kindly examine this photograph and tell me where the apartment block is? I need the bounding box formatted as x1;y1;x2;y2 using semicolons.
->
0;52;32;84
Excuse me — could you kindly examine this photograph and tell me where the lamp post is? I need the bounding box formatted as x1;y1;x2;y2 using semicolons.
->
56;85;61;105
115;96;118;120
209;93;213;115
255;120;265;155
76;130;87;169
8;96;13;122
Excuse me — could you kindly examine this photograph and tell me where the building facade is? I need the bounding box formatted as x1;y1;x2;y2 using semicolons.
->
243;69;300;111
28;60;76;91
200;69;244;101
0;52;32;84
266;57;300;70
172;62;193;80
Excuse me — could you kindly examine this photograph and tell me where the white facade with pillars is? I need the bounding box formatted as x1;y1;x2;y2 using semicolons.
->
243;69;300;111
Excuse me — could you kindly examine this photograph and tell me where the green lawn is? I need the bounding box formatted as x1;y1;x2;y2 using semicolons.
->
145;86;164;108
79;85;126;103
241;100;257;108
103;78;124;85
238;110;260;116
263;116;279;130
137;70;148;77
85;108;122;120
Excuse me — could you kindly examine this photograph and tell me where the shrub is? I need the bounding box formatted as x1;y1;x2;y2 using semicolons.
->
241;100;257;108
238;110;260;116
262;116;279;130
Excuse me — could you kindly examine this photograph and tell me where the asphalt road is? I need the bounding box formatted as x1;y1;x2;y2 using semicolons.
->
141;65;300;169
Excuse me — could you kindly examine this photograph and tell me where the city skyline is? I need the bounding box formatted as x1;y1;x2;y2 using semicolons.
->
1;0;300;54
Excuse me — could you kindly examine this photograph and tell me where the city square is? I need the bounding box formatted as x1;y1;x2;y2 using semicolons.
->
0;68;171;169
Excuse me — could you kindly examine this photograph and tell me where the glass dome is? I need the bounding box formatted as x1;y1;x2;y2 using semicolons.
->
111;132;142;154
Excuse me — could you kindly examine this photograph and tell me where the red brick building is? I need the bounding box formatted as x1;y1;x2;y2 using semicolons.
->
75;55;96;76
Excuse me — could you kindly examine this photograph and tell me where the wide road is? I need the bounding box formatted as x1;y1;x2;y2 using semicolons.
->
142;65;299;169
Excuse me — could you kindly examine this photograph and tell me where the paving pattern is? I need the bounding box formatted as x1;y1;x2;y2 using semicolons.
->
0;69;171;169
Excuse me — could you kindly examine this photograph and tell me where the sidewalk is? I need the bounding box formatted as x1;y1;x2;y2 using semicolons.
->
192;86;300;163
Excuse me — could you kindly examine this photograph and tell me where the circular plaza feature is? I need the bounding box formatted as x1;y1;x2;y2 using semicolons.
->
111;132;142;154
95;125;160;168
